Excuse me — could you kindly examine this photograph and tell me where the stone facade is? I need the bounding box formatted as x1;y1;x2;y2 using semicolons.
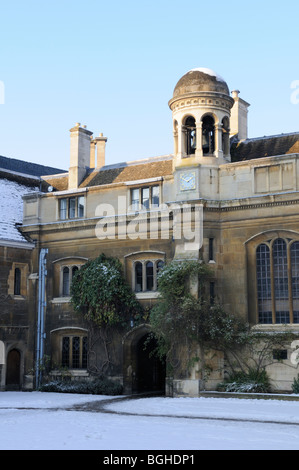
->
0;160;65;390
2;67;299;395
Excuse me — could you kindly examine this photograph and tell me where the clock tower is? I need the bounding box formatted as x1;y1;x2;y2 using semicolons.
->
168;68;234;201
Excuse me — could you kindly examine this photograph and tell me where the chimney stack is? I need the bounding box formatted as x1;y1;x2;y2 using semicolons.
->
90;133;107;169
230;90;250;141
68;123;93;189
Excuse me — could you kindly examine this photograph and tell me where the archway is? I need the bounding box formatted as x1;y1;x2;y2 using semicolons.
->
123;324;166;394
136;333;166;393
6;349;21;390
202;115;215;155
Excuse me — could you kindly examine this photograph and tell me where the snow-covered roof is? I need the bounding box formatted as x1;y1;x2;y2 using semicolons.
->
0;178;37;245
188;67;225;83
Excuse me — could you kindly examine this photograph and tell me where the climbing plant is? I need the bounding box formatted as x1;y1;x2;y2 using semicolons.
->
150;259;296;391
70;253;143;328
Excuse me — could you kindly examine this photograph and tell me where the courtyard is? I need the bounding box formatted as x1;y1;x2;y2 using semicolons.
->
1;392;299;450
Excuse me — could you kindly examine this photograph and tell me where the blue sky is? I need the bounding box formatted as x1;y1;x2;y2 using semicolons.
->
0;0;298;170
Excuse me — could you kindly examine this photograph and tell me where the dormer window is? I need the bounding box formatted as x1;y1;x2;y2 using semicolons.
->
59;195;85;220
130;185;160;211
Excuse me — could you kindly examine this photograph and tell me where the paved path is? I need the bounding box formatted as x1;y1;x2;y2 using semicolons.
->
65;395;299;427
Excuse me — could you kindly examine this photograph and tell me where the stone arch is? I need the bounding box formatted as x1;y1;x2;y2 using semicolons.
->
201;113;216;155
6;348;21;390
182;114;196;155
122;324;166;394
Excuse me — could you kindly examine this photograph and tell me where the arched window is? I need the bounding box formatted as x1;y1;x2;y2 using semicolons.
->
132;258;165;293
256;238;299;324
273;239;289;323
256;244;272;324
60;264;81;297
184;116;196;155
291;242;299;323
202;115;215;155
157;260;164;274
14;268;21;295
135;262;143;292
62;267;70;296
146;261;154;291
72;266;79;278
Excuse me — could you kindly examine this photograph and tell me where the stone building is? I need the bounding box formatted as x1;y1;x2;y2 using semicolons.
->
0;156;65;390
3;67;299;395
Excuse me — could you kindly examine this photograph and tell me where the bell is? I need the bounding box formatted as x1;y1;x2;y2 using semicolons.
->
202;132;209;148
190;130;196;149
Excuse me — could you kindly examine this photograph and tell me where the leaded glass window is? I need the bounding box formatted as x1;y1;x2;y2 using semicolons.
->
256;237;299;324
61;336;88;369
256;244;272;324
62;337;70;367
72;336;80;369
135;262;143;292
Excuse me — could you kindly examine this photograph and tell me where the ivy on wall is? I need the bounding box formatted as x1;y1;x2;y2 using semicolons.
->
70;254;143;328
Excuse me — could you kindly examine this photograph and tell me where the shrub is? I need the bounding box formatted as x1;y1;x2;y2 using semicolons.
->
39;376;123;396
292;374;299;394
217;369;271;394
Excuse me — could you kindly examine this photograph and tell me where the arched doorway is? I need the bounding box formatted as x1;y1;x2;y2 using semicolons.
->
6;349;21;390
123;324;166;395
136;333;165;393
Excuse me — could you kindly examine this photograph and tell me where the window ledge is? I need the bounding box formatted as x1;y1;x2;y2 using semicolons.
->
11;295;26;300
253;324;299;332
51;297;72;304
50;369;88;377
135;291;161;300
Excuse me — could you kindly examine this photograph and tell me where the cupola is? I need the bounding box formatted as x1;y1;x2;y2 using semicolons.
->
168;68;234;168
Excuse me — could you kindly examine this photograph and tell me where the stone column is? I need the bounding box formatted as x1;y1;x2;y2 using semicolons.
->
215;123;223;159
177;123;184;160
195;120;203;158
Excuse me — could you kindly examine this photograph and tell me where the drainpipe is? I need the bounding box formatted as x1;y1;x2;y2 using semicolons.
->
36;248;48;389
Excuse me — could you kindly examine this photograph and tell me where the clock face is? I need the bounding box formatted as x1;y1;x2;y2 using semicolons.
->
180;171;196;191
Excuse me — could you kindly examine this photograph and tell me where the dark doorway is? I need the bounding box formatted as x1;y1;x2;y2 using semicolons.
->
6;349;21;389
136;333;165;393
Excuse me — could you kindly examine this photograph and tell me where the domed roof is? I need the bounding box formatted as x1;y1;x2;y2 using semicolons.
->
173;68;230;98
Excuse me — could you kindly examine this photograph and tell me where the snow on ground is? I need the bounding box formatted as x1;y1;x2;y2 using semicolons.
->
106;395;299;424
1;392;299;450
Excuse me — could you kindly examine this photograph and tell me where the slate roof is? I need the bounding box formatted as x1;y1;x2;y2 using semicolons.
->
0;155;66;178
231;133;299;162
41;174;69;191
80;156;173;188
28;132;299;193
43;156;173;191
